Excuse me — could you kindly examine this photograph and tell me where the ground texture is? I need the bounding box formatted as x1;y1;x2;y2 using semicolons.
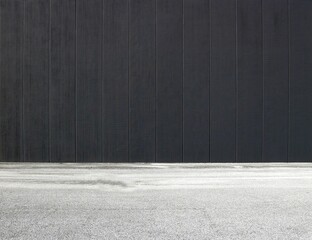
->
1;163;312;240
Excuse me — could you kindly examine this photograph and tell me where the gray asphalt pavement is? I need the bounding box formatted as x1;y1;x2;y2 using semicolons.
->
1;163;312;240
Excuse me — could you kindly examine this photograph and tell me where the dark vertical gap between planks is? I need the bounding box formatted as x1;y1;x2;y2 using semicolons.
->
127;0;130;162
235;0;238;163
155;0;157;163
261;0;264;163
287;0;290;162
209;0;211;163
128;0;131;163
75;0;77;162
22;0;25;162
48;0;51;162
102;0;105;163
182;0;184;163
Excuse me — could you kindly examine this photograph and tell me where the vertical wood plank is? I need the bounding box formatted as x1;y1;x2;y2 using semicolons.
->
237;0;262;162
156;0;183;162
76;0;102;162
289;0;312;162
103;0;129;162
0;0;23;162
23;0;49;162
210;0;236;162
183;0;210;162
129;0;155;162
262;0;288;162
50;0;76;162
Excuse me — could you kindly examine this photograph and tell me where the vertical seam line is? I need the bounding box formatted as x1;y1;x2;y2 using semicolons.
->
261;0;264;162
22;0;25;162
182;0;184;163
101;0;104;162
209;0;211;163
155;0;157;163
49;0;51;162
128;0;130;162
287;0;290;162
235;0;238;163
75;0;77;162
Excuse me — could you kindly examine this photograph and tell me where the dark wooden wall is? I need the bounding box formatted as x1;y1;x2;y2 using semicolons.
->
1;0;311;162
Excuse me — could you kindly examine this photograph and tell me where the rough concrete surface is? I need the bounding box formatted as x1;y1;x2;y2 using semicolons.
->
1;163;312;240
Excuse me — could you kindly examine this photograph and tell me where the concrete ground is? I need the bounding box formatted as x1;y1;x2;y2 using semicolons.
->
1;163;312;240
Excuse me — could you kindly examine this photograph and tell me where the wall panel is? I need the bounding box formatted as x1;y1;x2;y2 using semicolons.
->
23;0;49;162
0;0;23;162
103;0;129;162
50;0;76;162
183;0;210;162
210;0;236;162
263;0;289;162
0;0;312;163
156;0;183;162
289;0;312;162
129;0;156;162
76;0;102;162
237;0;263;162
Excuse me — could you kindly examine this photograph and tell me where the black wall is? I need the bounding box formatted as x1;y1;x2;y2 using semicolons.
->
0;0;311;162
